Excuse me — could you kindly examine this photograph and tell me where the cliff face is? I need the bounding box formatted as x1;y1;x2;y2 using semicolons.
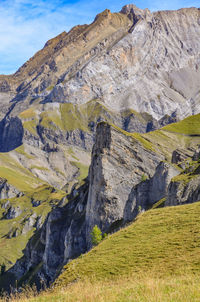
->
0;5;200;121
85;123;162;246
1;112;200;290
0;4;199;192
49;6;200;120
1;3;200;293
4;121;189;288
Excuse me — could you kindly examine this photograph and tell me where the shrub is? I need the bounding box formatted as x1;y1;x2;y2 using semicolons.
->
91;225;102;246
102;233;108;240
141;174;147;182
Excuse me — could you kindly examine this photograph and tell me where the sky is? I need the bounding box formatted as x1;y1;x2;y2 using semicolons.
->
0;0;199;75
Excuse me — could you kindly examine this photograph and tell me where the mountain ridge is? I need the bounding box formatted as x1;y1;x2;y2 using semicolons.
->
0;3;200;297
0;5;200;120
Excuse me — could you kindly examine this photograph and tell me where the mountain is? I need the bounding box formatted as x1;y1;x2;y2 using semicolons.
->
1;5;200;121
1;114;200;290
0;3;200;296
3;201;200;301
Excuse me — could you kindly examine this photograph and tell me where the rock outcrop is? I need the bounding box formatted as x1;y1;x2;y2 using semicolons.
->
0;5;200;122
6;122;182;288
0;178;19;199
40;6;200;120
1;3;200;294
165;175;200;206
85;122;162;246
0;116;23;152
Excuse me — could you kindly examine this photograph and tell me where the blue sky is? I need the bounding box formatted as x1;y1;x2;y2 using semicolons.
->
0;0;199;75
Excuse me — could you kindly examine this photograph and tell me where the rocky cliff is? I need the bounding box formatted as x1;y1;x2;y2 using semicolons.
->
0;5;200;122
0;4;199;194
0;3;200;293
3;114;200;290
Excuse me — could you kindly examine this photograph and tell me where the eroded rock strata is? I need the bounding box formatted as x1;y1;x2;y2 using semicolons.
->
0;3;200;293
5;121;200;289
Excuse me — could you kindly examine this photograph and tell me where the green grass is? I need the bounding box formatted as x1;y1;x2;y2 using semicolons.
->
132;133;155;152
46;85;54;91
26;184;66;203
142;129;191;161
152;197;166;209
19;108;36;120
171;161;200;184
38;100;115;132
8;275;200;302
0;152;46;192
171;172;197;184
40;111;63;131
23;120;38;136
15;146;35;159
0;166;40;192
70;161;89;183
30;166;49;171
162;114;200;135
0;230;34;267
110;123;156;152
57;201;200;286
6;201;200;302
0;185;66;270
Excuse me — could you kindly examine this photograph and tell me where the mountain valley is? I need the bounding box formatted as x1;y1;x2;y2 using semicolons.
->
0;3;200;301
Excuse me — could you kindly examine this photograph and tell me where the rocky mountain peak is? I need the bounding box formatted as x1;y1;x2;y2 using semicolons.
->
121;4;150;16
94;9;112;22
120;4;151;24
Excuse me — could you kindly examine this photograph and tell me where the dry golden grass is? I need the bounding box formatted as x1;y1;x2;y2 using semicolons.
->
2;274;200;302
2;201;200;301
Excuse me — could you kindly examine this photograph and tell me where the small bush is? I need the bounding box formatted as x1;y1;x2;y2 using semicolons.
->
102;233;108;240
91;225;102;246
141;174;148;182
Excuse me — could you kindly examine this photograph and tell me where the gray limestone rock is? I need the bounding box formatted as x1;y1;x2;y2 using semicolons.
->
148;161;179;205
165;175;200;206
85;122;162;247
4;206;22;220
0;179;20;199
0;117;24;152
5;122;200;289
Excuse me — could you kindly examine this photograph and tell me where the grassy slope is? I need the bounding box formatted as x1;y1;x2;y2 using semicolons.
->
162;113;200;135
7;201;200;302
1;109;200;301
0;185;66;270
111;113;200;164
127;116;200;162
20;99;152;134
57;201;200;284
0;151;44;192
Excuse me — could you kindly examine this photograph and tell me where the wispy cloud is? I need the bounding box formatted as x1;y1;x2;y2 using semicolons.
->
0;0;199;74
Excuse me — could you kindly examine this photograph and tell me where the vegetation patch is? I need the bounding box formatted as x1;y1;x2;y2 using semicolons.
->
23;120;38;136
111;123;155;152
57;201;200;286
30;166;49;171
15;146;35;159
19;108;36;120
0;166;40;192
0;184;66;271
46;85;54;91
7;274;200;302
162;114;200;135
70;161;89;183
8;201;200;302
